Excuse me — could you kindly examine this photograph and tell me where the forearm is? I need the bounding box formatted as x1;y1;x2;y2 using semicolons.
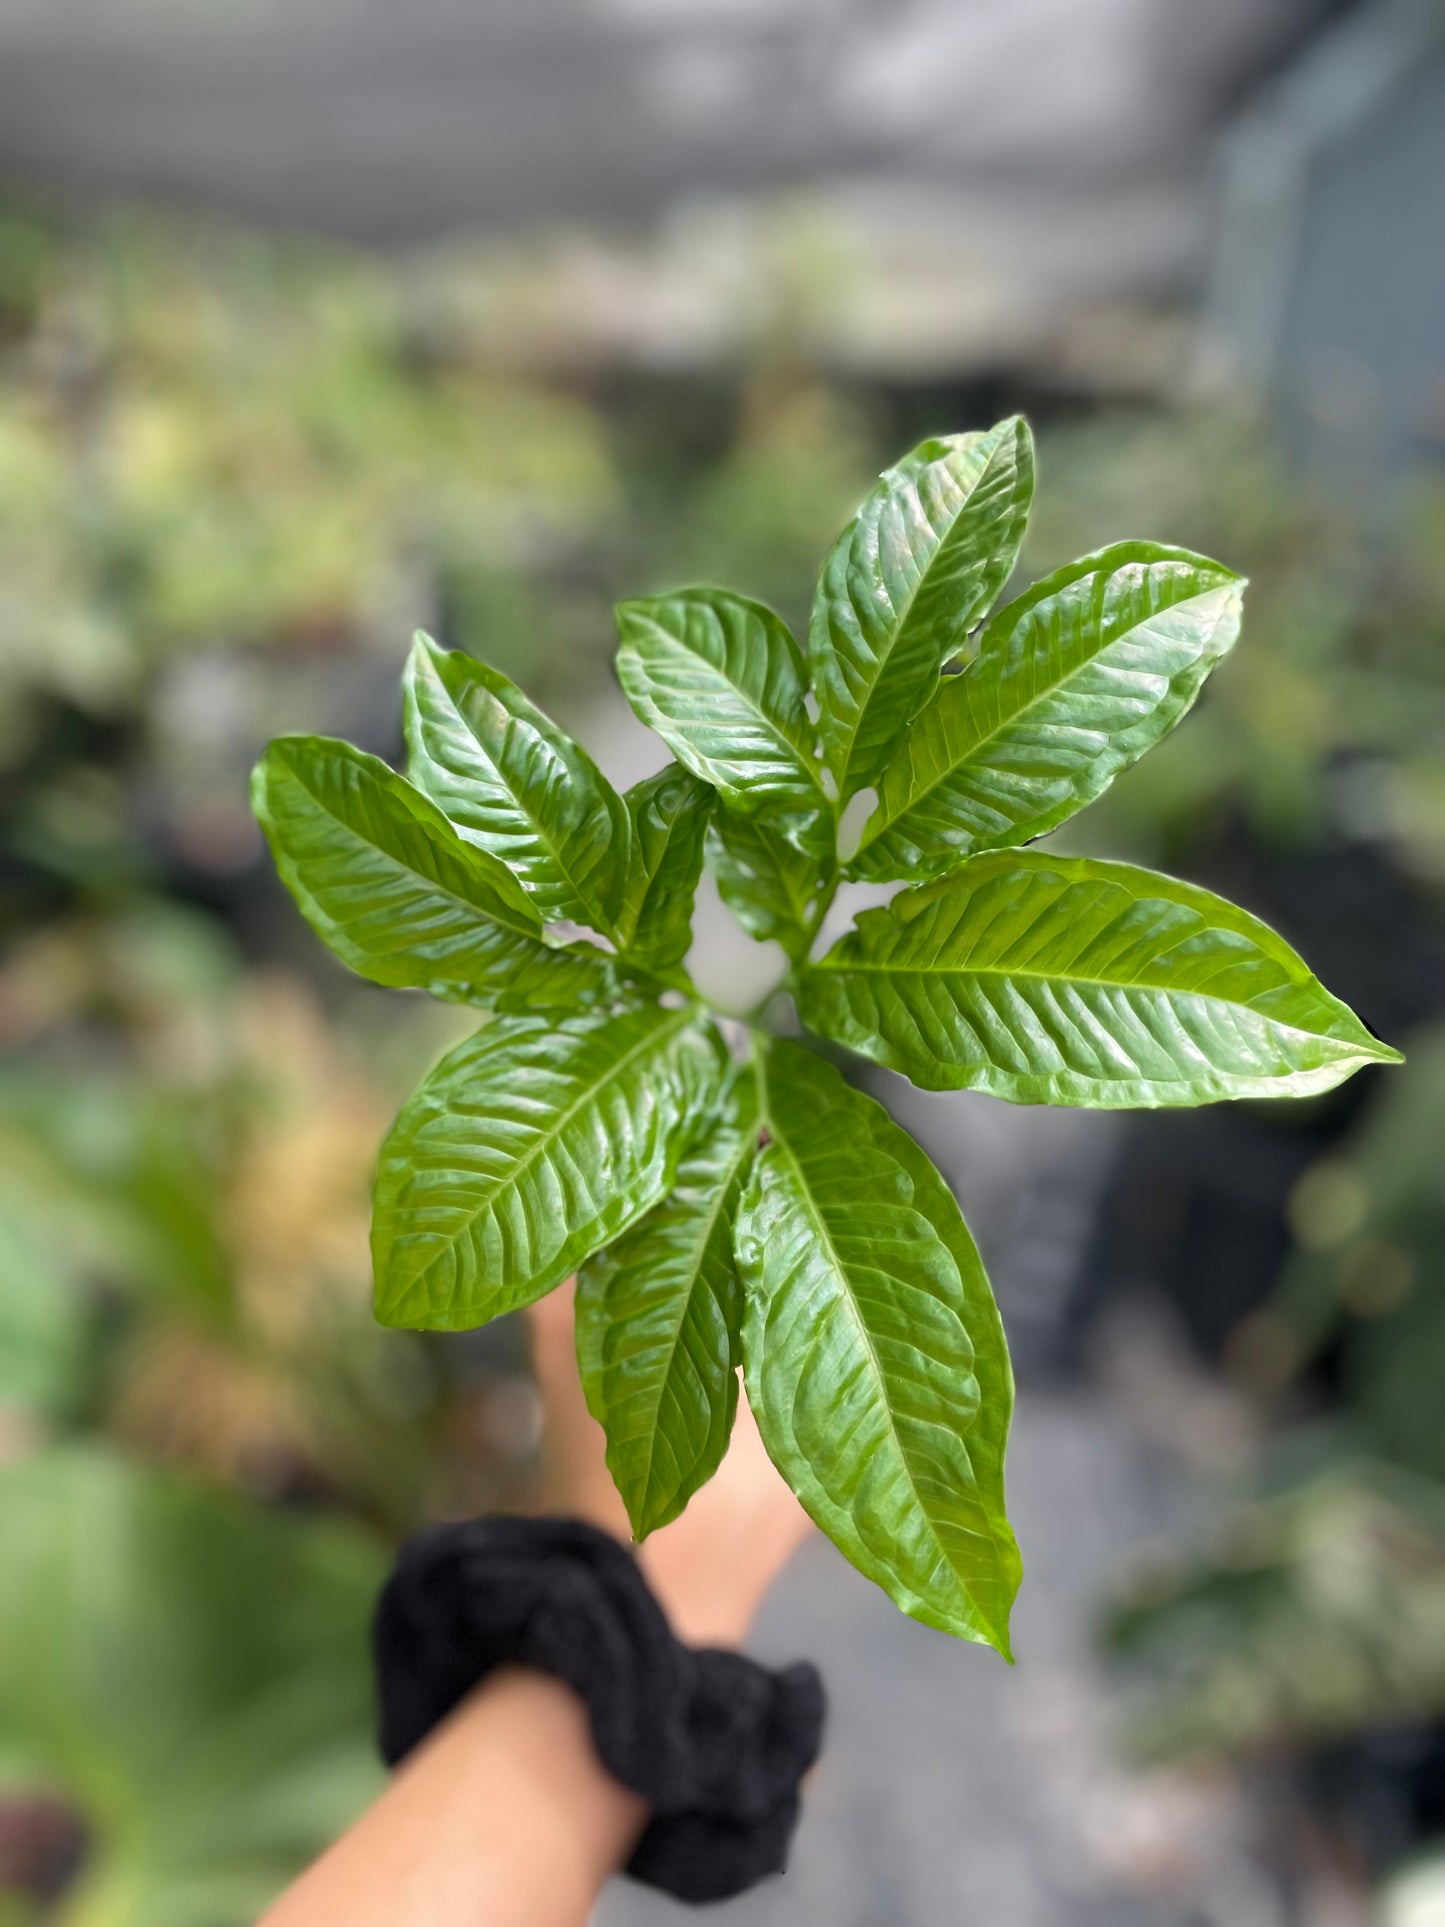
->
260;1667;647;1927
264;1292;809;1927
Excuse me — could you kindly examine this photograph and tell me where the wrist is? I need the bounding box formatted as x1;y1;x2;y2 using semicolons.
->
453;1670;649;1881
373;1514;825;1904
258;1667;648;1927
638;1541;762;1648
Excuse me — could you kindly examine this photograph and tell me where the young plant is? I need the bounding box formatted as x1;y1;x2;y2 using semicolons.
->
252;417;1400;1656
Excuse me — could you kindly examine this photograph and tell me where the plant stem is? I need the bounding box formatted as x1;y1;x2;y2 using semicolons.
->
747;1024;772;1130
787;868;841;981
801;881;837;954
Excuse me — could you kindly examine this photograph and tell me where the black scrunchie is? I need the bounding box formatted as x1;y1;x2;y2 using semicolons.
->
373;1515;825;1904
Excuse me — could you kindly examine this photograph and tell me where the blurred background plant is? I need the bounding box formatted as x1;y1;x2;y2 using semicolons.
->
1033;410;1445;1912
0;0;1442;1918
0;189;890;1925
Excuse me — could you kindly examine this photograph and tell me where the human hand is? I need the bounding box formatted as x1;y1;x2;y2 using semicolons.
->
528;1281;812;1647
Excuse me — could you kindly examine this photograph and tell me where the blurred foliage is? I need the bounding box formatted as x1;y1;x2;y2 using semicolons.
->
0;897;487;1531
1265;1023;1445;1483
1103;1459;1445;1761
1042;407;1445;1809
0;198;617;737
1031;410;1445;1833
1104;1029;1445;1770
0;191;873;720
0;193;881;1921
0;1449;384;1927
0;193;877;940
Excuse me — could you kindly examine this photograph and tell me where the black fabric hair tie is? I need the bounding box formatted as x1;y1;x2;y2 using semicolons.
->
372;1515;826;1904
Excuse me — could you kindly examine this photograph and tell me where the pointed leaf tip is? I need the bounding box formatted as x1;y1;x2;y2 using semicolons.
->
738;1041;1020;1651
403;640;631;937
252;734;614;1011
810;416;1036;802
802;852;1400;1108
576;1072;758;1537
849;541;1246;882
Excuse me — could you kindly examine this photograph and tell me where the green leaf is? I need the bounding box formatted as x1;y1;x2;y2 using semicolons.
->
614;589;829;840
736;1042;1019;1651
0;1448;385;1926
705;808;831;958
373;1005;727;1331
252;736;615;1010
615;764;714;981
403;633;631;937
810;417;1034;803
799;852;1402;1107
576;1071;758;1538
850;542;1244;882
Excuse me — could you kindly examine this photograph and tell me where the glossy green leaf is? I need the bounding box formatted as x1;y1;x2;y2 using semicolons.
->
850;543;1244;882
252;736;615;1010
810;417;1033;803
403;633;630;937
373;1005;726;1331
576;1072;758;1538
705;807;832;958
615;764;714;981
614;589;829;838
736;1042;1019;1651
244;410;1407;1658
800;852;1402;1107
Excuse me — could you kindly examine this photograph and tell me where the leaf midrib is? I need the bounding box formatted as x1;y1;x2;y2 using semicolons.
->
813;950;1371;1054
616;786;702;954
766;1110;971;1614
626;1122;755;1513
405;1009;696;1293
628;615;828;808
829;427;1006;785
857;570;1230;856
744;823;814;921
422;658;621;938
746;831;814;926
284;755;542;946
